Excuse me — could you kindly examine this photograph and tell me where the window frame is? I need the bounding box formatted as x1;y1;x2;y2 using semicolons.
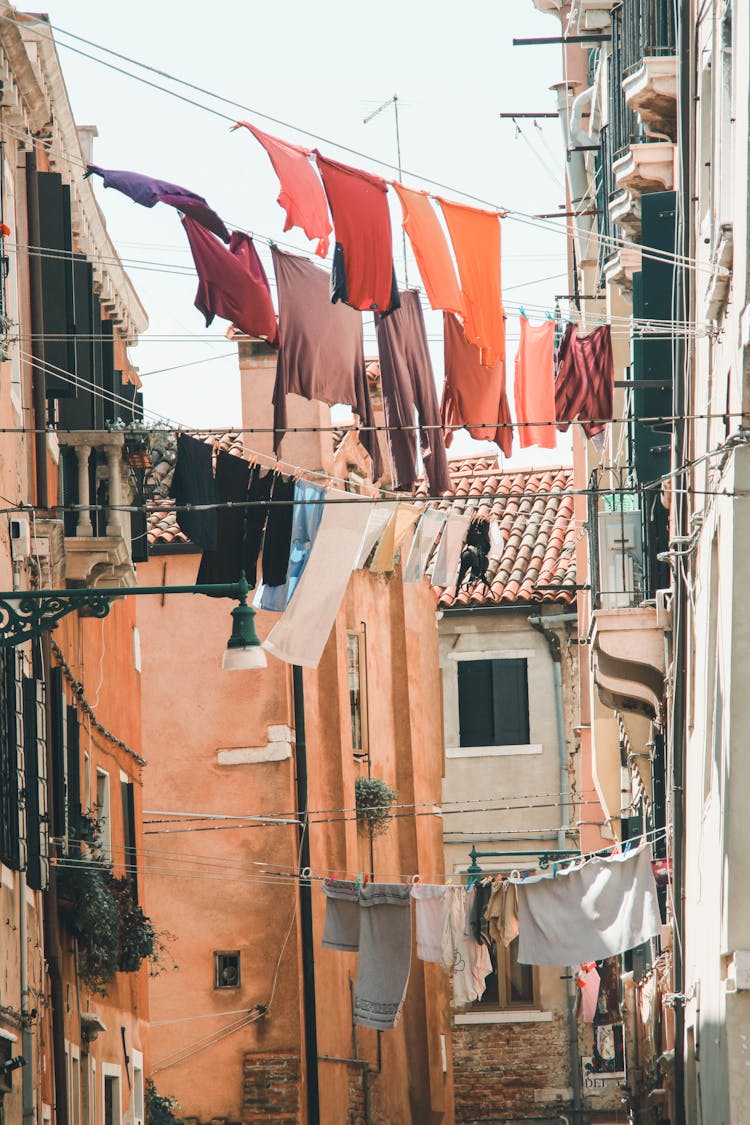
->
102;1064;122;1125
214;950;241;990
95;768;111;861
449;651;536;756
346;629;369;758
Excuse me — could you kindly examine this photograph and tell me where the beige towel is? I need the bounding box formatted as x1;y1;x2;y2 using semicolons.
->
263;489;374;668
370;503;421;573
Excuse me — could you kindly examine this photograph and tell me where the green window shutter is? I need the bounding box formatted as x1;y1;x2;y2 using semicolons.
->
491;659;530;746
23;677;43;890
49;666;67;840
0;650;20;869
121;780;138;902
36;171;75;398
66;706;81;849
458;660;494;747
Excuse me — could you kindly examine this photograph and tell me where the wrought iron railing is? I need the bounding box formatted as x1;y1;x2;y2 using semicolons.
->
609;4;641;158
622;0;677;73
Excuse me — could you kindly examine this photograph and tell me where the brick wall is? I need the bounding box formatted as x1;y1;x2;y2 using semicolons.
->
241;1051;300;1123
452;1017;573;1123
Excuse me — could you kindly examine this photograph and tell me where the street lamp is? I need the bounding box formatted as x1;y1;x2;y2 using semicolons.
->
0;571;266;668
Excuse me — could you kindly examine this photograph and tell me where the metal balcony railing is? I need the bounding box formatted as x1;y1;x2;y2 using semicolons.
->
622;0;677;73
609;5;642;158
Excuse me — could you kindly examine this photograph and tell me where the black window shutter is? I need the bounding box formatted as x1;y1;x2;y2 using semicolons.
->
0;651;20;869
23;677;42;891
49;666;67;840
121;780;138;902
458;660;495;747
66;706;81;850
491;659;530;746
101;319;117;425
37;171;75;397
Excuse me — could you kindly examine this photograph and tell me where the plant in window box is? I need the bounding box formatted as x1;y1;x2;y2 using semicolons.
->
354;776;397;840
111;877;158;972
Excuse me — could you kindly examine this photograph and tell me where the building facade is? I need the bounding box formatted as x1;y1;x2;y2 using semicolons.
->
0;7;152;1122
138;347;454;1125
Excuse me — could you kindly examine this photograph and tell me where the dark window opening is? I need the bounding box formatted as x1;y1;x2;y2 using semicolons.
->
214;951;241;989
458;658;530;747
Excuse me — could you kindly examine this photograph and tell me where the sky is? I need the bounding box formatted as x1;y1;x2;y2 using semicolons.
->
33;0;573;468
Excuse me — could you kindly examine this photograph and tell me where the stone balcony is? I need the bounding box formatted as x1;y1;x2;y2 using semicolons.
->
608;141;677;244
57;432;137;589
591;605;665;722
623;55;678;139
571;0;618;32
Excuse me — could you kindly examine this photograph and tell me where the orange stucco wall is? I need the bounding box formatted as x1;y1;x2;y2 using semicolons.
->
138;547;454;1124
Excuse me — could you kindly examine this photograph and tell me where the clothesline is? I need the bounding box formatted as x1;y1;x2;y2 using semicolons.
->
19;15;714;278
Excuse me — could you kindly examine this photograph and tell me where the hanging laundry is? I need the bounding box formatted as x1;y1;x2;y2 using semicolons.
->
575;962;601;1023
402;510;447;583
441;886;492;1008
271;247;382;480
456;519;492;593
441;313;513;457
315;152;399;315
197;457;278;590
322;879;361;952
431;513;472;588
353;503;398;569
263;490;375;668
353;883;413;1031
261;475;295;587
370;504;421;574
181;217;279;345
555;323;614;438
169;433;217;551
234;121;331;256
85;164;229;242
512;843;662;967
391;184;464;316
486;879;520;949
514;317;557;449
595;956;623;1025
411;884;450;963
438;199;504;367
375;289;451;495
255;480;325;611
195;451;250;588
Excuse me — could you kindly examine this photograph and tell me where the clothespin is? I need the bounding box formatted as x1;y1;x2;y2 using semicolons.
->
519;305;528;320
545;311;554;321
355;873;363;889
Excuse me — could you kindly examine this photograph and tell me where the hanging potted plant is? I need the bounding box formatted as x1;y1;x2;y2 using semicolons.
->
355;776;397;839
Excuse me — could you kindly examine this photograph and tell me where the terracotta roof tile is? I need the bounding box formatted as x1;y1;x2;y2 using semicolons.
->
430;456;578;608
146;432;243;546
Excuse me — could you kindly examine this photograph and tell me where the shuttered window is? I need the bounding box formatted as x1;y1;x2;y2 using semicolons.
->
457;658;530;747
121;780;138;902
23;676;48;891
0;650;20;869
67;706;82;849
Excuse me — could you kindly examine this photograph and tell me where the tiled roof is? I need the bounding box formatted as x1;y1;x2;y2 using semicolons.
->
429;457;578;608
146;432;243;546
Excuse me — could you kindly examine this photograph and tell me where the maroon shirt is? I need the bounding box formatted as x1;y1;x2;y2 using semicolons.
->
555;323;614;437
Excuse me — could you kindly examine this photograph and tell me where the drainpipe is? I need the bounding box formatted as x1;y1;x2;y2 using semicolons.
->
292;665;320;1124
528;613;584;1123
42;632;68;1125
19;869;33;1122
527;612;576;850
551;82;596;270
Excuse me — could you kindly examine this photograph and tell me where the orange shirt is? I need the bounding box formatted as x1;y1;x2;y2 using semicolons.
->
391;183;464;316
438;199;504;367
236;121;332;257
441;312;513;458
513;318;557;450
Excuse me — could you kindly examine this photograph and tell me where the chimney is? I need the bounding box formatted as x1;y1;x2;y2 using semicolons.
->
237;340;333;473
76;125;98;167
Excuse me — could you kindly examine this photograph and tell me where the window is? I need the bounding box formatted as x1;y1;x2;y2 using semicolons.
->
477;936;537;1011
0;650;22;870
96;770;111;860
23;675;49;891
214;951;241;989
346;631;368;756
121;780;138;901
131;1049;144;1125
457;658;530;748
102;1068;121;1125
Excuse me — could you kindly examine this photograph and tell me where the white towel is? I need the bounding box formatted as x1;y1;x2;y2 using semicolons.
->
403;510;447;583
263;490;375;668
431;513;471;586
512;843;661;966
353;502;397;569
411;884;449;962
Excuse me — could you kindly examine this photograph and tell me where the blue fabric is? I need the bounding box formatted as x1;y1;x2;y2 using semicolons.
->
255;480;326;611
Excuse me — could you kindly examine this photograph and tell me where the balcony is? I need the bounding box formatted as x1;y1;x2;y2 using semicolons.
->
57;432;139;589
591;606;665;721
571;0;618;32
609;141;677;245
621;0;678;139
